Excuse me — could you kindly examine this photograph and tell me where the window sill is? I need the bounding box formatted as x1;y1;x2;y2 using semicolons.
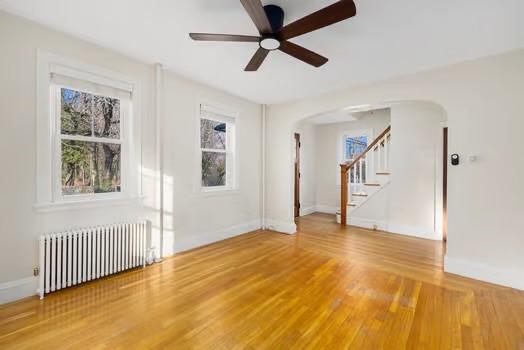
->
33;195;145;213
197;187;240;198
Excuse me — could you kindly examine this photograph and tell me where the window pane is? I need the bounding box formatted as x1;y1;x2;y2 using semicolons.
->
345;136;368;160
61;88;92;136
62;140;121;195
202;151;226;187
200;119;226;150
93;95;120;139
60;88;121;139
93;143;121;193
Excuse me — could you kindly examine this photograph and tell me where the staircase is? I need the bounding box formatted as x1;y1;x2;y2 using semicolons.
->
338;126;391;225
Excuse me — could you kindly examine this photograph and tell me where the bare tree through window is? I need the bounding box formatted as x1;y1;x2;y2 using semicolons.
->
200;118;227;187
60;88;121;195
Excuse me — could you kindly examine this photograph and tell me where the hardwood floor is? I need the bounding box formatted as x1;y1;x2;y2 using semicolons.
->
1;213;523;349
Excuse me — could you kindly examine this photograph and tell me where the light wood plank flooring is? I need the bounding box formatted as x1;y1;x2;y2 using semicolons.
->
1;213;523;349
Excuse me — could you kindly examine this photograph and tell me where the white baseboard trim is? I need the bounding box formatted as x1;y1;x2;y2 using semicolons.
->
0;276;38;305
347;217;441;241
300;206;316;216
265;220;297;235
315;205;338;215
444;256;524;291
174;219;262;253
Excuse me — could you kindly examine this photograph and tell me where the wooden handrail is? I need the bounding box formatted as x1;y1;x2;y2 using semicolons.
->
340;125;391;226
341;125;391;171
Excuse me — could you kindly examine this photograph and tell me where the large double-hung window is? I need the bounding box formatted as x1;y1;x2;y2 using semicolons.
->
35;53;139;208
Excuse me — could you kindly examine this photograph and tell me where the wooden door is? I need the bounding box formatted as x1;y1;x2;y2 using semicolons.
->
443;127;448;241
294;133;301;218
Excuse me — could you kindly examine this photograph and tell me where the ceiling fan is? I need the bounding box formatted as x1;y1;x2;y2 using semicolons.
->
189;0;357;71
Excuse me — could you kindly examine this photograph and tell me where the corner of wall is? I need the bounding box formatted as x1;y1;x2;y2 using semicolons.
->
265;219;297;235
172;219;263;254
444;255;524;291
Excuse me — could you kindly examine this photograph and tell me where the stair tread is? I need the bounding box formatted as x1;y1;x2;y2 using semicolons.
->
364;183;381;186
348;203;357;207
353;193;368;197
376;172;391;175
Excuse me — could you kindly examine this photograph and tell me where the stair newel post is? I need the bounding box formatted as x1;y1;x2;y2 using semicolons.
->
340;164;349;226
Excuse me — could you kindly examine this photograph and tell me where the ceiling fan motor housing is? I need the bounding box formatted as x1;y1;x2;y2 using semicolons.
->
264;5;284;33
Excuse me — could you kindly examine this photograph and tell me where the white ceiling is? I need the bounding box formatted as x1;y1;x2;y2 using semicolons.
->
308;107;390;124
2;0;524;104
309;110;358;125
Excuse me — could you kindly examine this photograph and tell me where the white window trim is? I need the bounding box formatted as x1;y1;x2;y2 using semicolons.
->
35;51;143;211
196;100;239;194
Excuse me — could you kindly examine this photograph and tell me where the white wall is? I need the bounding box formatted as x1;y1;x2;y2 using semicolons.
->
0;12;261;303
350;103;445;240
266;48;524;290
0;12;155;303
161;74;262;254
313;110;391;212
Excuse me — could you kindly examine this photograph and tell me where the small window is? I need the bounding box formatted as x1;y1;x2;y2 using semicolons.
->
344;135;368;162
199;105;236;190
341;133;369;184
59;88;122;196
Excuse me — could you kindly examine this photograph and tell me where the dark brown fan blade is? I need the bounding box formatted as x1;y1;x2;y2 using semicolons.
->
245;47;270;71
279;41;328;67
278;0;356;40
240;0;273;35
189;33;260;42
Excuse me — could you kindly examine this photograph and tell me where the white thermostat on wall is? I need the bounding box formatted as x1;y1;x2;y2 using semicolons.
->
451;154;459;166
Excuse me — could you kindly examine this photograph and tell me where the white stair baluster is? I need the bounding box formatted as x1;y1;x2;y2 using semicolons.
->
369;148;374;183
359;158;364;185
384;135;389;171
364;155;368;184
347;166;351;208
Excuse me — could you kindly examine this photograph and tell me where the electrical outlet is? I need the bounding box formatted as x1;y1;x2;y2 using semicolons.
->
33;267;40;276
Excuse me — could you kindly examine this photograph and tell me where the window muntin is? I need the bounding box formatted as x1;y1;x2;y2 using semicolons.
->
344;135;368;161
342;134;369;184
199;106;236;190
58;87;123;196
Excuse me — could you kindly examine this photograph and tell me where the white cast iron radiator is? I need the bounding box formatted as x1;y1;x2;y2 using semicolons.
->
38;221;151;299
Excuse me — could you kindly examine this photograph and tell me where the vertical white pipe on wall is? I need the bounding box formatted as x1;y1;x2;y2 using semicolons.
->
261;104;267;229
155;63;164;261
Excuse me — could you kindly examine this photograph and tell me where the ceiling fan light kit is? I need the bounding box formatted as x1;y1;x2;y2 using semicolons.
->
189;0;356;71
259;38;280;51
